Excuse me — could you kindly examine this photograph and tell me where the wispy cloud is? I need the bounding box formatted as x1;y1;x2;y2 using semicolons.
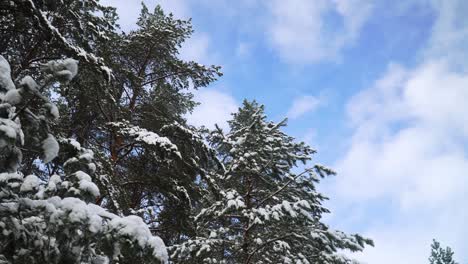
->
179;32;214;64
331;1;468;262
267;0;372;64
286;95;321;119
337;61;468;207
424;0;468;64
334;60;468;264
187;88;238;130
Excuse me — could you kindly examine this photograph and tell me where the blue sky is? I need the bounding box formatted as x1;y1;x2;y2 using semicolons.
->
102;1;468;263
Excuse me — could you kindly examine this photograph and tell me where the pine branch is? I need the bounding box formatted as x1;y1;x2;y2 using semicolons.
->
24;0;112;79
256;169;311;209
244;234;292;264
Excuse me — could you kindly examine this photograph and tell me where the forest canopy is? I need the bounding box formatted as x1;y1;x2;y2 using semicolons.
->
0;1;373;263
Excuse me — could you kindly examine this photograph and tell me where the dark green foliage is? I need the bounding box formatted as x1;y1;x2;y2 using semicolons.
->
1;1;223;247
1;2;372;263
0;56;167;264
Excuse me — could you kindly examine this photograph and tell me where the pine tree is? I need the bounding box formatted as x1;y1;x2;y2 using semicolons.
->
79;4;223;243
0;55;167;263
429;239;458;264
93;2;222;211
171;101;373;264
1;1;223;246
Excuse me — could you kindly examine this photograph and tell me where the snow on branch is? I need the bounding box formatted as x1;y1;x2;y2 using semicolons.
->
109;121;181;158
24;0;113;80
0;195;168;262
0;56;168;263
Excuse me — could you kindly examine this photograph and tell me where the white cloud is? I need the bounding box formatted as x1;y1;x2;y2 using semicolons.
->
287;95;320;119
354;211;468;264
424;0;468;64
179;32;213;64
336;61;468;207
330;1;468;263
187;88;238;130
333;60;468;264
267;0;372;64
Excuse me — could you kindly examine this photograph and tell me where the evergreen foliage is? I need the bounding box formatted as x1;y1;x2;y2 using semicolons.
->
0;1;373;263
0;0;222;244
0;55;167;263
170;101;373;263
429;239;458;264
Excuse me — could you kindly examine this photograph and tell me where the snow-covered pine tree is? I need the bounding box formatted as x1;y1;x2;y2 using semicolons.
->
76;4;223;244
2;1;223;247
170;100;373;264
0;55;167;263
429;240;458;264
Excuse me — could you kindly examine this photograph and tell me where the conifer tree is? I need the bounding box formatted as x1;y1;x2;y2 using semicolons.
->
0;55;167;263
171;101;373;264
80;5;223;243
429;239;458;264
1;1;223;246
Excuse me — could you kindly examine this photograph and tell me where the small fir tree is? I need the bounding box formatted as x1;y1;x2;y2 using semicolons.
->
429;239;458;264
